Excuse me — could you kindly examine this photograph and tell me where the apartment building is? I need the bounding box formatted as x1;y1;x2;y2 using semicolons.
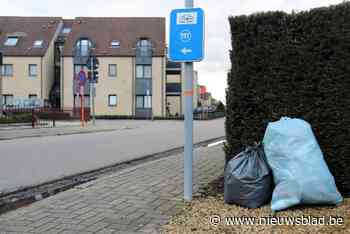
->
58;17;167;118
165;61;181;117
165;61;199;117
0;16;202;118
0;17;62;106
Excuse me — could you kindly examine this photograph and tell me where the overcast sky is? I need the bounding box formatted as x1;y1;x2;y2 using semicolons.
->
0;0;345;102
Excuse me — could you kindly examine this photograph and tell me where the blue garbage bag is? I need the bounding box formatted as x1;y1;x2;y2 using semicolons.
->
263;117;343;211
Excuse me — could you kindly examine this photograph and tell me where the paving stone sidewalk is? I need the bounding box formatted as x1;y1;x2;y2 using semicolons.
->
0;145;225;234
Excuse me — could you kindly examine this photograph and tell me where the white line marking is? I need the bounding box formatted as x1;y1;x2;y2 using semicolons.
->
208;140;226;148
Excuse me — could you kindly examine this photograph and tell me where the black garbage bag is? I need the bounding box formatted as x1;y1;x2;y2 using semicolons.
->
224;144;273;208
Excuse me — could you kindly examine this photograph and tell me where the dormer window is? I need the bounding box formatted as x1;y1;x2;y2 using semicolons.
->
33;40;43;48
62;28;71;34
76;38;92;57
137;39;151;48
4;37;19;46
136;39;152;57
111;40;120;48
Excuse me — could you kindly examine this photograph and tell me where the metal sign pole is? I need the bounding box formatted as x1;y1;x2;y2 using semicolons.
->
170;0;203;202
80;86;85;127
184;0;194;202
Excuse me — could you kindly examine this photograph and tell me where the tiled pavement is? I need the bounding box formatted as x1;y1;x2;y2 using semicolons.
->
0;145;225;234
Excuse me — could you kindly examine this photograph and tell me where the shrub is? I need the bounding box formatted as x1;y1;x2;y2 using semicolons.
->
216;101;226;113
0;113;32;124
226;2;350;196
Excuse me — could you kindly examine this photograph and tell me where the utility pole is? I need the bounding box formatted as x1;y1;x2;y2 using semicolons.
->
184;0;194;202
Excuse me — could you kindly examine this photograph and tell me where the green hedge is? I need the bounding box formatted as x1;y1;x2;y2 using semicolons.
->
226;2;350;196
0;113;32;124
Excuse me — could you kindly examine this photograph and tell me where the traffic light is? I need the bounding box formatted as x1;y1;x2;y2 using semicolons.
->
86;56;99;83
93;71;99;82
92;57;99;83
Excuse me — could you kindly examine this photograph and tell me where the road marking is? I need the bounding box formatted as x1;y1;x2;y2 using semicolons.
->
208;140;226;148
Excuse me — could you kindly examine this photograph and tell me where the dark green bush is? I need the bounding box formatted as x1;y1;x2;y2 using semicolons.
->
216;101;226;113
0;113;32;124
226;2;350;196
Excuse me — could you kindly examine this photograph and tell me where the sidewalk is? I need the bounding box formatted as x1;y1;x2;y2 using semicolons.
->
0;121;132;141
0;144;225;234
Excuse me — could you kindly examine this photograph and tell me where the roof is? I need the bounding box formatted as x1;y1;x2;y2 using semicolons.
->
61;17;166;57
0;17;62;56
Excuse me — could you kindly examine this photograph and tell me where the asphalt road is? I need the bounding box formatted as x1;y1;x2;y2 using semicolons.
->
0;118;224;194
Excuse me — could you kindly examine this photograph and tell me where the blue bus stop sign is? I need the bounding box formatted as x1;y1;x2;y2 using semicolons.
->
169;8;204;62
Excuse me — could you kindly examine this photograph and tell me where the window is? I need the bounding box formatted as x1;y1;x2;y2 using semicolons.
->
136;96;143;108
136;65;143;78
28;94;38;106
137;39;152;56
28;94;38;99
29;64;38;77
3;95;14;106
144;65;152;78
136;65;152;79
137;39;151;48
136;95;152;108
33;40;43;48
108;64;117;77
62;28;71;34
110;40;120;48
80;39;89;56
136;96;144;108
76;39;92;57
166;83;181;94
2;64;13;77
144;96;152;108
4;37;19;46
108;95;117;106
